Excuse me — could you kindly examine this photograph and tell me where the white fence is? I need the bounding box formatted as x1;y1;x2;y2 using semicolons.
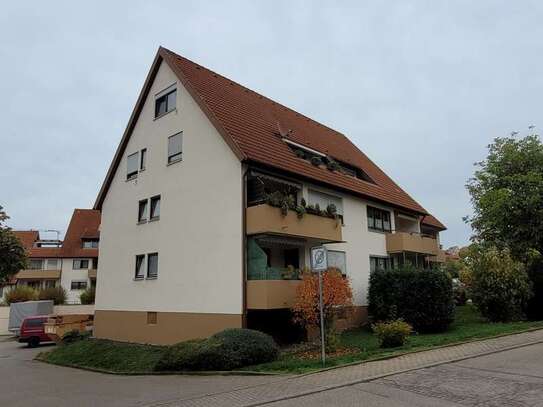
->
0;304;94;336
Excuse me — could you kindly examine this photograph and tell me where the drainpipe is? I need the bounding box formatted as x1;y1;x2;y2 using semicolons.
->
242;167;249;328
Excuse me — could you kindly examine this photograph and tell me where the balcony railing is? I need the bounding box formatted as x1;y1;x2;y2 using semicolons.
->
15;269;61;280
246;203;342;242
88;269;97;279
386;231;439;256
246;280;302;309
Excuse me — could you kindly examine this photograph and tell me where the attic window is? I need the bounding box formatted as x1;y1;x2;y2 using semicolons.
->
155;84;176;118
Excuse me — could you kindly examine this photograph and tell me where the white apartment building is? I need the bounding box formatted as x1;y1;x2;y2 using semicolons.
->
3;209;100;304
93;47;446;345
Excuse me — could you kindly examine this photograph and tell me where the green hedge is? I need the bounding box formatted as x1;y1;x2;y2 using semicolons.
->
156;328;279;371
368;266;454;332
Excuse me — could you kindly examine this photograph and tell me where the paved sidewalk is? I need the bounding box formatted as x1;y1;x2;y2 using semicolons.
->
149;329;543;407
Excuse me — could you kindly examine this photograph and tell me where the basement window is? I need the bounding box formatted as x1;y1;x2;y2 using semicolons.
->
147;312;157;325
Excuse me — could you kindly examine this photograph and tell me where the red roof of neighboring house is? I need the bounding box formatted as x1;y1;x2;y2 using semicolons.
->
61;209;100;258
421;214;447;231
94;47;443;224
12;209;101;259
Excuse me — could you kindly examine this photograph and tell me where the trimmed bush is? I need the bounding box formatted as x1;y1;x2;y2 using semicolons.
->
155;328;279;371
368;266;454;332
80;287;95;304
372;319;412;348
38;286;67;305
5;286;38;305
469;247;533;322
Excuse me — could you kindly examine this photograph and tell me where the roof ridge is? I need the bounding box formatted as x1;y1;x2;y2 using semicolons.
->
160;47;347;139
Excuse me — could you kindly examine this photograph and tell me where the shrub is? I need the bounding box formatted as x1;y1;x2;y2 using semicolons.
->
155;328;279;371
61;329;91;344
368;266;454;332
372;319;412;348
469;247;533;322
80;287;96;304
5;286;38;305
38;286;67;305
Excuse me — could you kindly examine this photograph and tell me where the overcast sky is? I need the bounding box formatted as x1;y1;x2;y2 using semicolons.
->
1;1;541;247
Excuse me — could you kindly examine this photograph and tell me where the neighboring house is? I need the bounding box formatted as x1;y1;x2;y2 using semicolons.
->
2;209;100;304
93;47;447;345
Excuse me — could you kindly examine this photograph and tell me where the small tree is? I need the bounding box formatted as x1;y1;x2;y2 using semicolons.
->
469;246;533;322
0;206;27;283
292;268;353;349
80;287;95;304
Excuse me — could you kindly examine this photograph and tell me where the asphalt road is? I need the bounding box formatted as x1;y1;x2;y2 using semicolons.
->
1;338;543;407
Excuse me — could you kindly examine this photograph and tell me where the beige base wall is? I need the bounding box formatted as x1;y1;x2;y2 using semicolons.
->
94;310;243;345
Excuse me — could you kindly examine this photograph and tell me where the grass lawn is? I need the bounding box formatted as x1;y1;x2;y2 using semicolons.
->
243;305;543;373
38;305;543;374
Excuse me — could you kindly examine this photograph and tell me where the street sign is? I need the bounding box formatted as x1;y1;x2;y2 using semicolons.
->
311;246;328;366
311;246;328;271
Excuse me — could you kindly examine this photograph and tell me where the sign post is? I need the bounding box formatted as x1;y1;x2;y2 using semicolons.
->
311;246;328;366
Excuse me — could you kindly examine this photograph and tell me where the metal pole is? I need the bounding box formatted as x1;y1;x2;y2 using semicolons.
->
318;268;326;366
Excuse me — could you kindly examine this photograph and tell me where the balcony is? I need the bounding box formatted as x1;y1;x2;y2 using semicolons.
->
386;232;439;256
88;269;97;279
247;280;301;309
15;269;61;280
246;204;342;243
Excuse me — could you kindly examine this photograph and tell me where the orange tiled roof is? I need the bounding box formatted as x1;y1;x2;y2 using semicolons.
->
12;209;100;259
95;47;443;224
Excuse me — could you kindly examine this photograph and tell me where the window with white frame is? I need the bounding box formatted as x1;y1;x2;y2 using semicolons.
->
147;253;158;278
135;254;145;279
167;132;182;164
140;148;147;171
150;196;160;220
138;199;148;223
127;152;139;180
155;85;176;118
367;206;391;232
327;250;347;275
73;259;90;270
46;259;59;270
29;259;44;270
71;281;87;290
370;256;393;272
82;240;98;249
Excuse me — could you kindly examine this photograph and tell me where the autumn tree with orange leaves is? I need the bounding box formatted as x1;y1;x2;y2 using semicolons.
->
292;268;353;347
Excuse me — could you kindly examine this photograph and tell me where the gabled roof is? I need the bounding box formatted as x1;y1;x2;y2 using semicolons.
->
12;209;101;259
421;214;447;231
94;47;442;224
60;209;100;258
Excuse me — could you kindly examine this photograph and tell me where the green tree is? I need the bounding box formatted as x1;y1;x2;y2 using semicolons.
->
0;206;27;283
466;133;543;319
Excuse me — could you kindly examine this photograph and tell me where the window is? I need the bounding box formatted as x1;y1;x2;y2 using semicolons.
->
25;318;46;328
82;240;99;249
147;253;158;278
138;199;148;223
370;256;393;272
167;132;183;164
150;196;160;220
135;255;145;279
147;312;157;325
45;280;56;289
140;148;147;171
73;259;90;270
127;152;139;180
155;85;176;118
29;259;43;270
328;250;347;275
367;206;391;232
308;190;343;215
71;281;87;290
46;259;59;270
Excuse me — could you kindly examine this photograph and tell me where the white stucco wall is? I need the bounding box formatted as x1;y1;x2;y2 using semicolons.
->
60;258;93;304
96;61;243;315
301;183;395;306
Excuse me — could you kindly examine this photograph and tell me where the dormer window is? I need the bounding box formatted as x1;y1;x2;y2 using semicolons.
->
82;239;99;249
155;84;176;118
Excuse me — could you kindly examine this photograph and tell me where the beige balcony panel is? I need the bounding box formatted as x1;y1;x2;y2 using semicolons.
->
246;280;301;309
88;269;97;279
386;232;439;256
15;270;61;280
246;204;342;242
